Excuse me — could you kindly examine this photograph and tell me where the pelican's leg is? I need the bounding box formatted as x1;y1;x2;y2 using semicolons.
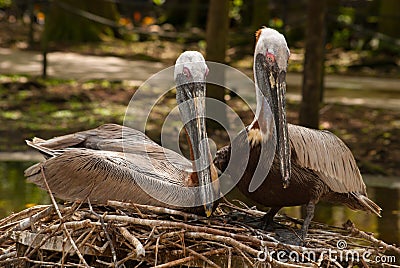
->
300;200;315;240
262;206;282;230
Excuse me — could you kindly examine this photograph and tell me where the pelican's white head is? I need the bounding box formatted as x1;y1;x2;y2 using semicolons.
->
255;27;290;71
174;51;209;83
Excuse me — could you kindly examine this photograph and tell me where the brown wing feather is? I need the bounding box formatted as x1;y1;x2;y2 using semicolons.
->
25;147;198;209
288;124;366;194
26;123;196;208
31;124;158;150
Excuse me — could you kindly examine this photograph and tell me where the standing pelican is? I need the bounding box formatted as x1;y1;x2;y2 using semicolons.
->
214;28;381;239
25;51;219;216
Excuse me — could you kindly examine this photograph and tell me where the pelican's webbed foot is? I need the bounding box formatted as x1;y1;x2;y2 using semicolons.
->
261;206;282;230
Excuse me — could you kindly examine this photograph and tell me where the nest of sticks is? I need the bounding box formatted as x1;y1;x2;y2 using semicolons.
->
0;194;399;268
0;170;398;267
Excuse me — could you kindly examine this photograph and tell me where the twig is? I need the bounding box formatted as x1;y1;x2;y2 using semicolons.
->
236;248;254;267
144;226;157;247
228;247;232;268
47;219;92;232
219;202;265;217
107;200;204;221
77;225;97;250
83;212;347;255
119;227;145;258
332;259;344;268
40;166;90;268
184;231;259;256
0;205;51;229
343;220;400;254
153;248;227;268
82;213;265;247
114;252;139;267
155;236;160;266
23;224;62;258
0;251;16;261
0;256;88;267
61;225;96;265
2;199;397;267
87;200;117;267
360;257;370;268
0;206;54;245
185;232;310;268
165;240;220;268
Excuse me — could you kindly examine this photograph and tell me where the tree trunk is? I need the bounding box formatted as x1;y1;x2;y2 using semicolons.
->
205;0;230;130
206;0;229;63
299;0;326;129
186;0;200;28
251;0;269;31
379;0;400;38
44;0;119;43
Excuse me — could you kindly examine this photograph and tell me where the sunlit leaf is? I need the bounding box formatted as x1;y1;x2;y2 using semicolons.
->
153;0;165;6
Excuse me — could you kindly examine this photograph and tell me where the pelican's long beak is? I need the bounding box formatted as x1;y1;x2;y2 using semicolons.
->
255;53;291;188
176;77;219;217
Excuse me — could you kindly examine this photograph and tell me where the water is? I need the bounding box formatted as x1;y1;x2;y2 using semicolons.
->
0;161;50;218
0;160;399;244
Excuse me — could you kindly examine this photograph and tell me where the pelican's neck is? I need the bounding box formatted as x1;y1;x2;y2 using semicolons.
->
255;85;268;120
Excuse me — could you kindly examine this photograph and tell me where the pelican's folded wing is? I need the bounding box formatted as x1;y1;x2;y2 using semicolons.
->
25;147;198;210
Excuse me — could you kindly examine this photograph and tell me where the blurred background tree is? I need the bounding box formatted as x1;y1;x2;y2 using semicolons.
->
378;0;400;38
299;0;326;129
205;0;230;129
1;0;398;129
44;0;119;43
251;0;269;31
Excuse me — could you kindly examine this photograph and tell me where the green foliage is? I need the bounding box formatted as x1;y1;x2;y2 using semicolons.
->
230;0;243;21
337;7;354;25
44;0;120;43
269;18;284;29
152;0;165;6
0;75;131;142
0;0;11;8
332;28;351;49
330;7;356;50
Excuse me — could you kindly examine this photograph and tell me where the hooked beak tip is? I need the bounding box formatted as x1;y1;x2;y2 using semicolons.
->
204;203;213;217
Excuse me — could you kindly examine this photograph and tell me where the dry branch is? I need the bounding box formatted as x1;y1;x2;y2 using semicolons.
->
153;248;227;268
40;166;90;267
1;199;398;267
344;220;400;255
108;200;204;221
119;227;145;258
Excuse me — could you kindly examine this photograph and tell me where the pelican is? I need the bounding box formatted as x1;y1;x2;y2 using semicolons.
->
25;51;219;216
214;28;381;239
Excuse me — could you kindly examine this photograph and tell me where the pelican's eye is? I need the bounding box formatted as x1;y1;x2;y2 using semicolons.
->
266;52;276;64
183;66;191;78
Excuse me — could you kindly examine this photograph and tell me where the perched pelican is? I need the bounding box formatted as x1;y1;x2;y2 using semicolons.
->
25;51;219;216
214;28;381;239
